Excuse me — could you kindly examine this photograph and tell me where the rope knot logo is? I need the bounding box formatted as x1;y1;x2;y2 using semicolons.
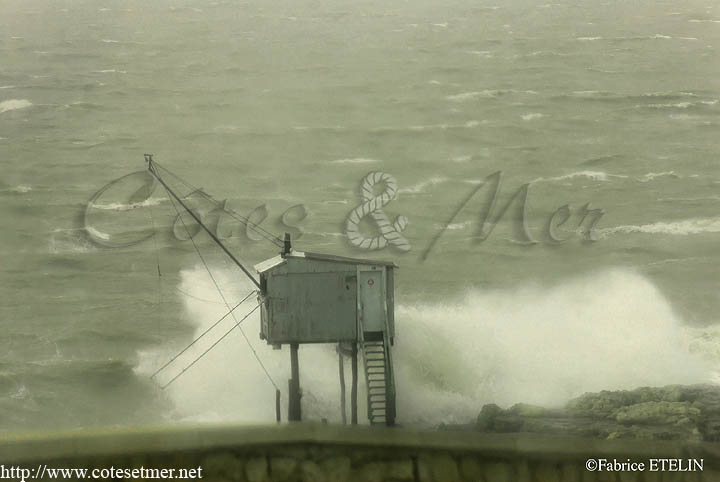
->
345;171;411;252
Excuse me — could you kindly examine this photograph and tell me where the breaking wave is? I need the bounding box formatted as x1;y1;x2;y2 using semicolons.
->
5;185;33;193
328;158;382;164
0;99;32;114
48;231;98;254
531;170;628;183
521;113;544;121
600;217;720;237
398;176;450;194
88;197;165;211
637;171;679;182
636;100;717;109
137;266;715;426
531;170;682;184
92;69;128;74
445;90;537;102
576;35;698;42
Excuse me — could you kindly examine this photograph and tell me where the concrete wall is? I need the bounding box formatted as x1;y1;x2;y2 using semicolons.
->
1;423;719;481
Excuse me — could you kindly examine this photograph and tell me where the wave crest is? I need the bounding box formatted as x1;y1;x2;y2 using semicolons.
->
0;99;32;114
138;267;714;426
600;217;720;237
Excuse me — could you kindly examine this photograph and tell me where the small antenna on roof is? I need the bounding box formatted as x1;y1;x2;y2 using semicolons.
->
282;232;292;257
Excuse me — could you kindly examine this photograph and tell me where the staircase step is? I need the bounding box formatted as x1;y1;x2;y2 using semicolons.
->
361;335;394;426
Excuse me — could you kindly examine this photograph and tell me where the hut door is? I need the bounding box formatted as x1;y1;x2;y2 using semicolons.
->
357;268;386;333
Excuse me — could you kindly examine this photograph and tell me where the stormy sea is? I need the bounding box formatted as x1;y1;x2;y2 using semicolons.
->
1;0;719;431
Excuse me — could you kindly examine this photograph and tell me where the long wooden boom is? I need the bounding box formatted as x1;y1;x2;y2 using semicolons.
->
146;157;262;290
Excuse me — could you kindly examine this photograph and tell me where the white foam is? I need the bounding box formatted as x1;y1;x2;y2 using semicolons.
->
669;114;700;121
521;113;543;121
136;268;290;423
446;90;503;101
577;35;695;42
48;234;96;254
446;92;484;102
99;39;120;43
450;155;472;163
395;269;713;423
292;125;346;131
88;197;164;211
0;99;32;114
328;158;382;164
572;90;609;96
398;176;450;194
642;91;697;98
85;226;111;241
467;50;493;57
0;86;15;90
531;170;627;183
644;102;693;109
435;220;472;231
527;50;570;57
11;185;32;193
138;267;714;426
600;217;720;237
92;69;127;74
404;121;484;131
408;124;449;131
446;89;536;102
637;171;678;182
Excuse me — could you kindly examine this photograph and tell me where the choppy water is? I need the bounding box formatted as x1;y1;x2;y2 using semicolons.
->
1;0;719;431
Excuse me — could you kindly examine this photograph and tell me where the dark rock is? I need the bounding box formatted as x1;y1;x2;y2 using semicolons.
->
476;403;503;431
471;384;720;441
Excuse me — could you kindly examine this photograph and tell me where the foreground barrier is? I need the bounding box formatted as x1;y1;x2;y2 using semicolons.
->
1;423;719;481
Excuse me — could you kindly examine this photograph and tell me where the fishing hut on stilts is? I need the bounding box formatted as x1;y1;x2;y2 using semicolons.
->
145;155;397;426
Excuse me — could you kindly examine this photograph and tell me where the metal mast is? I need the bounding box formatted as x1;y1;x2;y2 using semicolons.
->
145;154;262;290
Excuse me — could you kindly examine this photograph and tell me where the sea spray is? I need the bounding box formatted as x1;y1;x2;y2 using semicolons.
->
137;266;714;426
394;268;713;425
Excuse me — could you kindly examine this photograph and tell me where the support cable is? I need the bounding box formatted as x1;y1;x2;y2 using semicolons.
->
150;291;255;380
149;162;261;290
160;303;262;390
152;161;283;248
161;182;279;391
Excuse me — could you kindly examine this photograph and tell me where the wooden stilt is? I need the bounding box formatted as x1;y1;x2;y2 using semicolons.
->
338;345;347;424
276;389;281;423
288;343;301;421
351;342;358;425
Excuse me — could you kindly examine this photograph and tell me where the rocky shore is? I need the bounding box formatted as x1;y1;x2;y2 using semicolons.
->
466;384;720;442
